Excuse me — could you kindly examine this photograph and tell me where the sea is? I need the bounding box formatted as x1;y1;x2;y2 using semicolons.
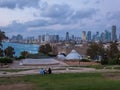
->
2;42;39;57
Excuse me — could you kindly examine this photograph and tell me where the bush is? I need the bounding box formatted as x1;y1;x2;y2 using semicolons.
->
101;59;108;65
108;58;118;65
27;53;50;59
48;52;57;57
15;56;25;60
81;59;90;62
0;57;13;64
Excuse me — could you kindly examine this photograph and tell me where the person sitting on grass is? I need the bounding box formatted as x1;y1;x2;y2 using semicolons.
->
40;68;44;75
48;68;52;74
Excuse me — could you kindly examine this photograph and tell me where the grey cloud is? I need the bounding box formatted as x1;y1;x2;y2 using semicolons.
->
1;21;27;33
107;12;120;20
95;0;100;4
83;0;90;4
41;4;73;19
41;4;97;25
1;3;99;36
106;11;120;27
72;8;97;19
0;0;41;9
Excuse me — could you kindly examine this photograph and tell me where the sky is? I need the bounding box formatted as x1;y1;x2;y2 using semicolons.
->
0;0;120;37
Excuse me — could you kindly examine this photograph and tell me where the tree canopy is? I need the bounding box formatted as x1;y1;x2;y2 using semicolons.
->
4;46;15;58
0;30;8;47
86;43;105;59
107;42;119;59
38;43;52;55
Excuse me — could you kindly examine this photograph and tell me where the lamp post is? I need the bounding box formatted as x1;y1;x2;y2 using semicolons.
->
79;56;81;66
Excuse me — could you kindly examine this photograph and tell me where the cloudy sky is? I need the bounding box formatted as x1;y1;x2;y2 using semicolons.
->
0;0;120;37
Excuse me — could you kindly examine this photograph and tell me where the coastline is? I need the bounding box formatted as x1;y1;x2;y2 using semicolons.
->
2;42;39;57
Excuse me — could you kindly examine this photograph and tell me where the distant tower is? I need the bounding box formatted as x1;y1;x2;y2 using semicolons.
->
71;35;75;40
38;35;42;43
66;32;69;41
87;31;91;42
100;32;105;42
45;33;50;43
112;25;117;42
82;31;86;42
119;33;120;41
105;30;111;42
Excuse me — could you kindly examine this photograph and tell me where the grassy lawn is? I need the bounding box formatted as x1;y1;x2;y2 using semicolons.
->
0;69;33;72
0;72;120;90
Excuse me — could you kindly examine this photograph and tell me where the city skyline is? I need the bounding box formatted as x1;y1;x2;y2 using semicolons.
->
0;0;120;37
9;26;119;44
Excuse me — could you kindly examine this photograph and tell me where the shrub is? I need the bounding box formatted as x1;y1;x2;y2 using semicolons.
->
15;56;25;60
101;59;108;65
81;59;90;62
108;58;118;65
0;57;13;64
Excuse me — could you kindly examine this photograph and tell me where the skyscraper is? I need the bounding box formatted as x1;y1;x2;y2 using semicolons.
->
119;33;120;41
87;31;91;42
105;30;111;42
100;32;105;42
66;32;69;41
82;31;86;42
112;25;117;42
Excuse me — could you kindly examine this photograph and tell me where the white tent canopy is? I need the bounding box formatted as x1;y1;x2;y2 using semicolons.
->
57;54;66;60
66;49;82;60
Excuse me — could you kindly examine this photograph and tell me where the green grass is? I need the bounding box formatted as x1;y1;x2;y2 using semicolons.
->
27;53;51;59
114;66;120;69
0;72;120;90
0;69;32;72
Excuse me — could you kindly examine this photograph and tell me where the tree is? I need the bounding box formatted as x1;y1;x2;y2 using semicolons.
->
21;51;29;58
45;43;52;54
107;42;119;59
0;48;4;57
39;45;46;54
4;46;15;58
86;43;105;59
38;43;52;55
0;30;8;47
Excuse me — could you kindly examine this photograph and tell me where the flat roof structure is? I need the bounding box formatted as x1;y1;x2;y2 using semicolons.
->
22;58;60;65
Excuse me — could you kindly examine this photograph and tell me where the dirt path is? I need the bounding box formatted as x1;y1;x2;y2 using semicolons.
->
0;67;120;77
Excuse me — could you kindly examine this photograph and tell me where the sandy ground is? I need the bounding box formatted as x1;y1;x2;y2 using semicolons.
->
63;60;100;66
0;84;34;90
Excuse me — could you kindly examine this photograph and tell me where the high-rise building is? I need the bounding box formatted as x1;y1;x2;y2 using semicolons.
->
45;33;50;43
10;34;23;43
41;35;45;43
105;30;111;42
38;35;42;43
119;34;120;41
27;36;34;43
82;31;86;42
66;32;69;41
49;35;59;43
112;25;117;42
100;32;105;42
87;31;91;42
71;35;75;40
